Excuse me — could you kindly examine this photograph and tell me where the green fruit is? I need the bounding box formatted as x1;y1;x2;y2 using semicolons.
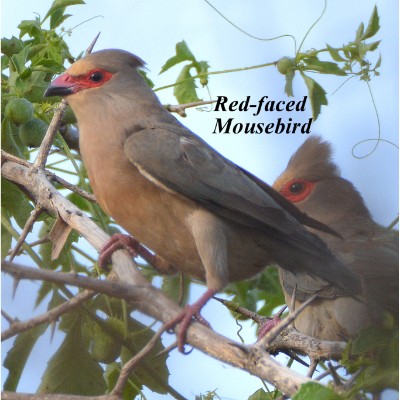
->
90;318;124;364
5;98;34;124
276;57;296;75
61;106;77;124
19;118;48;147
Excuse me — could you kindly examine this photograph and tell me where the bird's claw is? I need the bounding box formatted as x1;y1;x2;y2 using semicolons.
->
98;233;140;269
165;305;212;353
257;315;282;340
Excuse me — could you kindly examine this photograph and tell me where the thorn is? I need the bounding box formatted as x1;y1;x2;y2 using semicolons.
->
328;361;342;385
50;321;57;342
307;358;319;377
12;278;20;299
154;341;177;358
290;285;297;312
229;341;250;354
283;350;309;368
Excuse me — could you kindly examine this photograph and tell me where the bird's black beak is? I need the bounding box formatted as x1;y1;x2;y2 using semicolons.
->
44;73;76;97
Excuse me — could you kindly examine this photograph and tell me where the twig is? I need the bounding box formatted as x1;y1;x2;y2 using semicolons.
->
166;100;216;117
1;309;16;325
8;206;43;262
1;392;117;400
1;289;95;341
33;100;69;170
111;324;168;396
307;358;319;378
213;296;264;323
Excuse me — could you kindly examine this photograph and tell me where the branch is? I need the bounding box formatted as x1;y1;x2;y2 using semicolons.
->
1;258;312;396
1;158;320;396
8;205;43;262
1;289;95;341
216;295;346;361
2;392;117;400
165;100;216;117
1;151;96;203
111;325;167;396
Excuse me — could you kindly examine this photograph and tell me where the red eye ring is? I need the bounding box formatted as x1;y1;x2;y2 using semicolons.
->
279;178;315;203
83;68;113;88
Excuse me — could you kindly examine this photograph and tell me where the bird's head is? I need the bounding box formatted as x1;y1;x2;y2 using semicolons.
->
274;136;371;224
44;49;146;98
273;136;339;203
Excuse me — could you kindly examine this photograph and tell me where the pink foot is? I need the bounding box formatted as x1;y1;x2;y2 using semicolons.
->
165;288;215;352
99;233;176;274
257;305;287;339
99;234;140;269
257;316;282;339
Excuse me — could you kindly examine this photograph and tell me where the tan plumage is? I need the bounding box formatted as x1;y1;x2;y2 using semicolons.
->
45;49;362;349
274;136;398;340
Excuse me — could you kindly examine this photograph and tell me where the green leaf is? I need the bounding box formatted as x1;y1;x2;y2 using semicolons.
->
352;326;388;354
17;19;42;39
1;119;23;158
1;36;24;58
173;64;200;104
104;363;140;400
293;382;341;400
38;320;106;395
362;6;380;40
303;57;346;76
160;40;196;74
355;22;365;42
299;72;327;120
284;70;295;97
248;388;271;400
1;211;13;257
374;54;382;69
10;46;31;75
121;318;169;394
1;178;34;229
43;0;85;23
35;281;55;308
3;324;48;391
194;60;210;86
138;69;155;88
50;7;72;29
21;71;51;103
161;274;190;305
326;44;346;62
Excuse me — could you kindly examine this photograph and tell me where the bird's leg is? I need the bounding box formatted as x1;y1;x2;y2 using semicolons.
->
166;288;215;353
99;233;176;274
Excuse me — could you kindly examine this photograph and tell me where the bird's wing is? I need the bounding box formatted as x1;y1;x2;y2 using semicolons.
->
123;125;361;293
124;125;312;238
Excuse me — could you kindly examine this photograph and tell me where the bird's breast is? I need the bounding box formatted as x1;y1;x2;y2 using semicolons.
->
79;126;204;277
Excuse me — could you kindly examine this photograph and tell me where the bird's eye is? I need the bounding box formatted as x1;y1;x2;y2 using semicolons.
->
279;178;315;203
289;182;305;194
89;71;104;82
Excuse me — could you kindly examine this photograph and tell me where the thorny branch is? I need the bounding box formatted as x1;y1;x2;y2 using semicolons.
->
1;289;95;341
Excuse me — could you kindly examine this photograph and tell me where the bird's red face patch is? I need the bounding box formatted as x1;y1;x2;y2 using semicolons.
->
279;178;316;203
50;68;114;94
